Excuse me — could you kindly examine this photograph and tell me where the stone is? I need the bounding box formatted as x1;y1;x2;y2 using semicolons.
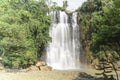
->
27;65;39;71
40;66;52;71
79;72;94;78
36;61;46;67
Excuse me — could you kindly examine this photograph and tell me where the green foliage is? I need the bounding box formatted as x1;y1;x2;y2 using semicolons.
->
49;1;65;11
91;0;120;58
50;6;65;11
78;0;103;45
79;1;120;79
79;0;102;13
79;0;120;62
0;0;51;68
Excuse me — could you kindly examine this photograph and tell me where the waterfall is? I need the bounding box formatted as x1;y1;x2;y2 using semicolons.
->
46;11;81;70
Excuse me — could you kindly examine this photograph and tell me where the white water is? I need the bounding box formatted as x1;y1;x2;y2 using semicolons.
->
46;11;81;69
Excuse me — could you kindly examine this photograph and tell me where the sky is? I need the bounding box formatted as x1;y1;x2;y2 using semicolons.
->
51;0;87;11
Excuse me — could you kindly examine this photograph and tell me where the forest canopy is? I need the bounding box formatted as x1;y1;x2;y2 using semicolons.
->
78;0;120;60
0;0;51;68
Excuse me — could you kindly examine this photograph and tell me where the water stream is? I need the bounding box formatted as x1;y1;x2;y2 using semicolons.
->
46;11;81;69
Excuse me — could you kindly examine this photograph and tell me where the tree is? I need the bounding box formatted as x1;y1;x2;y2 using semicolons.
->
78;0;120;79
0;0;51;68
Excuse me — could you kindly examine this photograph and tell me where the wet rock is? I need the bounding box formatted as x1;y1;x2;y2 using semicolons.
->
74;72;105;80
79;72;94;78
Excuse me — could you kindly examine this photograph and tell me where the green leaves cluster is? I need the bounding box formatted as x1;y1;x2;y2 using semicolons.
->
0;0;51;68
91;0;120;59
79;1;120;79
79;0;120;61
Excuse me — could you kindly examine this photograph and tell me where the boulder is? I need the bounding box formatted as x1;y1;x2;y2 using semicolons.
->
40;66;52;71
27;65;39;71
26;61;52;71
36;61;46;67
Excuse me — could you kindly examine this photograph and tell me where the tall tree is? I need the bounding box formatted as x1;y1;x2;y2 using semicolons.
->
79;0;120;79
0;0;51;68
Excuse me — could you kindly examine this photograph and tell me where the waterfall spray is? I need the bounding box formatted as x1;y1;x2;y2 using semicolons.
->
46;11;81;69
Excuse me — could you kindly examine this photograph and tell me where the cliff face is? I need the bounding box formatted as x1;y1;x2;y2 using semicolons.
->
77;12;94;65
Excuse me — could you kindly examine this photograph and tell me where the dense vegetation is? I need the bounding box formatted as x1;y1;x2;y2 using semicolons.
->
0;0;51;68
78;0;120;79
0;0;67;69
79;0;120;64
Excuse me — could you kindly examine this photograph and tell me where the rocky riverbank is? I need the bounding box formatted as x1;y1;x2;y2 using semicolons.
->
0;68;120;80
0;61;119;80
0;69;106;80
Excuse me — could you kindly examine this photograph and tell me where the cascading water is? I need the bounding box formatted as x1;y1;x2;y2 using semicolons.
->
46;11;81;69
